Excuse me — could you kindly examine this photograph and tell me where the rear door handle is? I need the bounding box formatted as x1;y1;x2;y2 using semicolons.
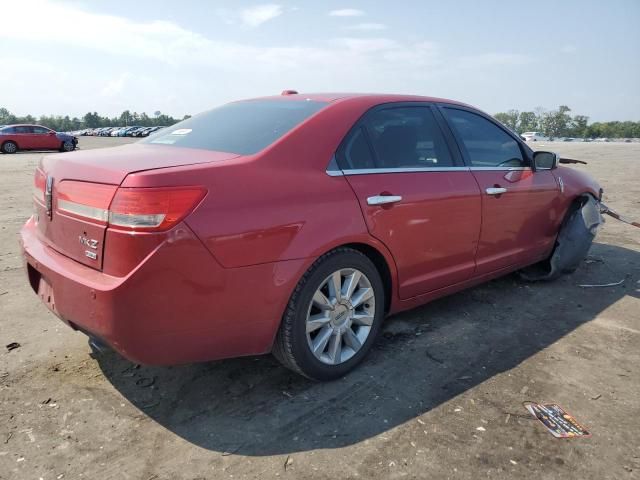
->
485;187;507;196
367;195;402;206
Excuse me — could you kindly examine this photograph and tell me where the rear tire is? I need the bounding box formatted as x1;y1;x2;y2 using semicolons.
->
273;248;385;381
1;141;18;154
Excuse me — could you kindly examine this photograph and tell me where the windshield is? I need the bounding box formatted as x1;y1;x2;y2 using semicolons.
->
143;99;328;155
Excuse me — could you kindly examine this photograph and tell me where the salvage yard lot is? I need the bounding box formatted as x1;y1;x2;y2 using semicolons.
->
0;138;638;480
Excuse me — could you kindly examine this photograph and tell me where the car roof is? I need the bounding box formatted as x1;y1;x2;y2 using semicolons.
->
2;123;50;128
240;92;472;108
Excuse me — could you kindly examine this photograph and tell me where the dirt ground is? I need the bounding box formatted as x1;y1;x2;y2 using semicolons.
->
1;138;639;480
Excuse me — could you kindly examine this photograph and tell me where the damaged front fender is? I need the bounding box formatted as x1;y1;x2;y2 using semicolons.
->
521;195;603;281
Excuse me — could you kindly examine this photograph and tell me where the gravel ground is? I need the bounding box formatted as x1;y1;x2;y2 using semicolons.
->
0;138;638;480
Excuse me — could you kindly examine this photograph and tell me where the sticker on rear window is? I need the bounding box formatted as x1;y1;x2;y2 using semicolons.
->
170;128;192;136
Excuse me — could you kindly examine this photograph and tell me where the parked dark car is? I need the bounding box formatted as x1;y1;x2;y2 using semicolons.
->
1;124;77;154
20;93;603;380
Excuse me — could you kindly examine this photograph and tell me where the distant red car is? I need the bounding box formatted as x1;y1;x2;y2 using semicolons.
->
1;124;77;154
20;93;603;380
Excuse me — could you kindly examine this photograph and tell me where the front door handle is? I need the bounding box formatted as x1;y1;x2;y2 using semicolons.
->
485;187;507;196
367;194;402;206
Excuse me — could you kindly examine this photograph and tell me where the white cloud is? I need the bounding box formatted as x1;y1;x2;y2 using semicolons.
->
456;53;532;69
345;23;387;31
329;8;365;17
100;74;130;97
239;4;283;27
0;0;536;117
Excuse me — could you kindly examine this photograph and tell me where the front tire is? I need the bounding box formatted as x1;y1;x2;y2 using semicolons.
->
273;248;385;381
1;141;18;154
60;140;75;152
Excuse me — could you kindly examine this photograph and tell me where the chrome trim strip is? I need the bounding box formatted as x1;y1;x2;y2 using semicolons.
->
339;167;470;175
325;165;532;176
469;166;531;171
57;199;109;222
326;168;344;177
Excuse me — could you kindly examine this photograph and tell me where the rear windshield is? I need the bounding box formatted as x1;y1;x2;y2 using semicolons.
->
143;99;328;155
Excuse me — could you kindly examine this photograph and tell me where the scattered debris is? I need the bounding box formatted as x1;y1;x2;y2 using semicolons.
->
591;394;602;401
584;257;604;265
524;402;590;438
600;202;640;228
221;444;242;456
282;391;293;398
476;426;486;432
4;432;12;444
505;414;511;424
284;455;293;470
0;291;8;296
424;350;444;364
141;400;160;410
5;342;20;352
42;398;52;405
510;460;518;465
135;377;155;388
579;279;624;288
121;364;140;377
559;157;587;165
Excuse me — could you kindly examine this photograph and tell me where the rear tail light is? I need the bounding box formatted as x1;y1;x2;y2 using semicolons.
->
108;187;206;231
48;179;206;232
57;181;117;224
34;169;46;203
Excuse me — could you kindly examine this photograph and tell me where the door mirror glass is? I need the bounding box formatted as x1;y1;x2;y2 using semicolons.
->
533;151;559;170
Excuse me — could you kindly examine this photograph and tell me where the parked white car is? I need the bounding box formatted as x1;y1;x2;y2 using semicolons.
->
521;131;549;142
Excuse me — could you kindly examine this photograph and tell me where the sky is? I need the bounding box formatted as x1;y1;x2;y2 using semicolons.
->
1;0;639;122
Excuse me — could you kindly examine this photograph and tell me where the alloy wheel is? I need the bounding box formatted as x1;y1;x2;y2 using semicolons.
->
305;268;375;365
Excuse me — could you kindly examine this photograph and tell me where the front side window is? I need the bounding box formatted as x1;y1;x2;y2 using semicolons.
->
443;108;525;168
15;126;31;134
32;126;50;134
0;127;15;134
144;99;328;155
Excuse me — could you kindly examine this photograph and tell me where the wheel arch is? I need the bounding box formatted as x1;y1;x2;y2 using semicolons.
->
341;242;394;314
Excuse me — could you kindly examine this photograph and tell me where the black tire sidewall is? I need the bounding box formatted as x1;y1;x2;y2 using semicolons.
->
289;251;385;380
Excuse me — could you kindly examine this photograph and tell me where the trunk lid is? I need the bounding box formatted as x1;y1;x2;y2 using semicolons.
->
35;144;239;270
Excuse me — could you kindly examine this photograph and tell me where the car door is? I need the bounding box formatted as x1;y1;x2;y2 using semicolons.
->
439;106;562;275
32;126;58;149
335;104;482;299
12;126;33;149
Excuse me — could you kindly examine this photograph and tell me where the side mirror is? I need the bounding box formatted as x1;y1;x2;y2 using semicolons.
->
48;130;56;135
533;151;559;170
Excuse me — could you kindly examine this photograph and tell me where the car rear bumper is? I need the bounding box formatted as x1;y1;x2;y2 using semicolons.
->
20;216;306;365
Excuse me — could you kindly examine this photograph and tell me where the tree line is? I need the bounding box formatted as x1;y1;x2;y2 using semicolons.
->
493;105;640;139
0;107;187;132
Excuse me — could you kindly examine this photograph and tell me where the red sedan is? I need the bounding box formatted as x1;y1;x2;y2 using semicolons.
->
20;93;603;380
1;124;77;153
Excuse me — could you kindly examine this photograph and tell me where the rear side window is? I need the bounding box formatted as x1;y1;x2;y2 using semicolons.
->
15;126;31;134
0;127;15;134
443;108;525;168
340;127;375;169
144;100;327;155
32;126;50;134
365;107;453;168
